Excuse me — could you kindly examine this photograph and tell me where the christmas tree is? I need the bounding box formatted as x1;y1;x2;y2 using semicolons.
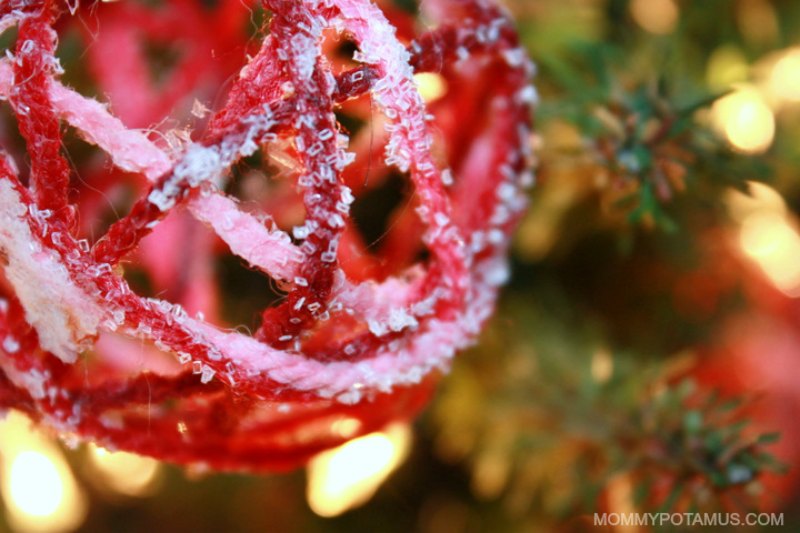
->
0;0;798;531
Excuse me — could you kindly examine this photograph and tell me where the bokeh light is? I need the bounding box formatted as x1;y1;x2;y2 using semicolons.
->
729;183;800;297
711;85;775;153
413;73;447;103
768;48;800;104
740;211;800;296
706;46;749;91
0;412;87;533
306;423;412;517
630;0;679;35
86;444;162;497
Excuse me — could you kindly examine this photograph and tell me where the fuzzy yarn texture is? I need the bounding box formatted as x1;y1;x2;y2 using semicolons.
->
0;0;535;472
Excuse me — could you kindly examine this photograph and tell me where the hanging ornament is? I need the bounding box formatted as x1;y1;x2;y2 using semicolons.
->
0;0;535;472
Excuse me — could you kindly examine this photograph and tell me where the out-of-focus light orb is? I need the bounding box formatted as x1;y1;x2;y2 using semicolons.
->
306;423;411;517
87;444;161;497
414;72;447;103
741;211;793;257
0;412;87;533
471;452;510;499
706;46;749;91
725;181;787;223
331;417;362;439
729;183;800;296
740;211;800;296
736;0;779;47
8;451;64;517
768;48;800;103
712;86;775;154
591;348;614;384
630;0;678;35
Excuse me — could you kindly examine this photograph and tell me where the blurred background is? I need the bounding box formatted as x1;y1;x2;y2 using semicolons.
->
2;0;800;531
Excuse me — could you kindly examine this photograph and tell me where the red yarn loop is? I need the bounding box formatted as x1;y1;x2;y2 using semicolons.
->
0;0;535;471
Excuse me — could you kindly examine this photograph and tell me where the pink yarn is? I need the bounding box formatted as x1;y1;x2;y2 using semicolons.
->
0;0;535;471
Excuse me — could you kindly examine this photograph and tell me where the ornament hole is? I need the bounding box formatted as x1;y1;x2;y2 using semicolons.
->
391;0;420;15
224;145;306;236
0;26;17;54
350;170;414;254
142;41;184;89
216;254;287;332
322;29;361;72
0;107;27;185
56;28;100;99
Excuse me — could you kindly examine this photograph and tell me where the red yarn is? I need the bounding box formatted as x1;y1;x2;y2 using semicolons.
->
0;0;535;472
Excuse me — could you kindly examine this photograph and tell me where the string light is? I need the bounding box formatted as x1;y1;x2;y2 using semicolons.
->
630;0;679;35
706;46;749;91
8;452;65;518
728;183;800;296
725;181;786;223
711;85;775;154
0;412;87;533
591;348;614;384
86;444;162;497
740;211;800;296
413;73;447;103
306;423;412;517
736;0;779;47
768;48;800;104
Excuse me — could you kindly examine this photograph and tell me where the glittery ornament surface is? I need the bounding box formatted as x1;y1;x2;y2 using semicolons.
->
0;0;535;472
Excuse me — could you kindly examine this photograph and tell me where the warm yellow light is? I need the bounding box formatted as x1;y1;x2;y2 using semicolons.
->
0;412;87;533
471;453;509;499
87;444;161;497
768;48;800;103
607;474;638;532
741;211;800;295
729;183;800;295
630;0;678;35
414;73;447;103
725;181;787;223
712;86;775;153
331;417;362;439
8;451;64;517
706;46;749;91
741;211;791;256
736;0;779;47
306;423;411;517
591;348;614;384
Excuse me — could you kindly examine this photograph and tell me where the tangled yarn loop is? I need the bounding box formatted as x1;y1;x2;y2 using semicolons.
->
0;0;535;471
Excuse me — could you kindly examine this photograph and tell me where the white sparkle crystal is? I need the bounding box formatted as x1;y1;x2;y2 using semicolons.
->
2;336;19;353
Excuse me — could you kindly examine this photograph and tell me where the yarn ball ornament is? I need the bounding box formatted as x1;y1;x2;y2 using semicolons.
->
0;0;535;472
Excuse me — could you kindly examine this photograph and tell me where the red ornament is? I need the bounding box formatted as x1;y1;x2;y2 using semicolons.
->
0;0;535;471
